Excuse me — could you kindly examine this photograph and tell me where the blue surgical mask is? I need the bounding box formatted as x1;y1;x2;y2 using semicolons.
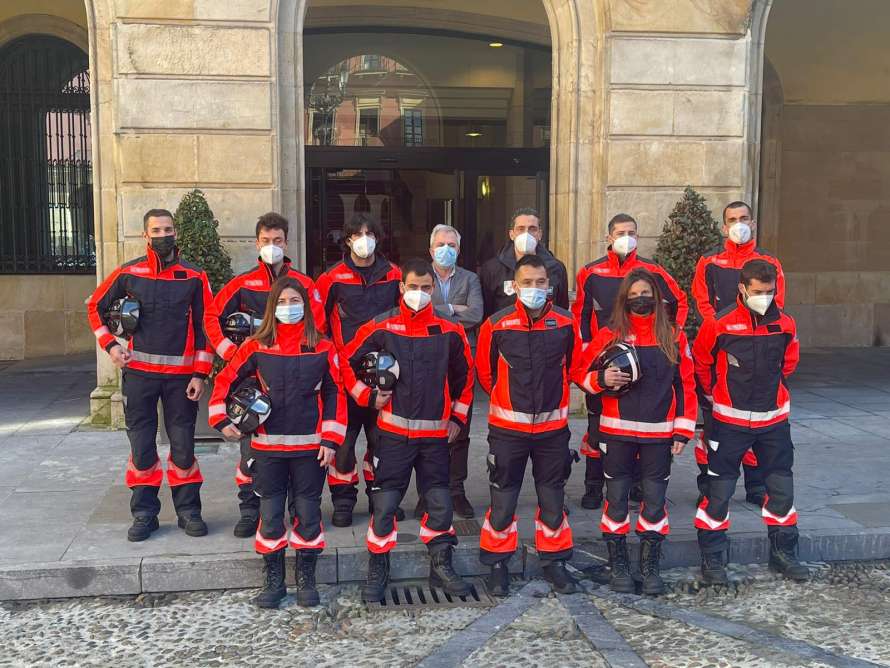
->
433;245;458;268
518;287;547;310
275;304;304;324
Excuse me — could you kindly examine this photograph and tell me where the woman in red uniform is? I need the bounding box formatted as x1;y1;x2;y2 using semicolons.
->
575;268;697;595
210;277;347;609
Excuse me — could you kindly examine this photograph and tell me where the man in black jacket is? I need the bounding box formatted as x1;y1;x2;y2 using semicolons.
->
479;207;569;318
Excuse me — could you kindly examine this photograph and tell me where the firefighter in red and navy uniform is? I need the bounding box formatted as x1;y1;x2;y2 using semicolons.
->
87;209;226;542
213;213;325;538
576;267;697;596
572;213;689;510
476;254;584;597
210;277;346;609
692;259;809;584
691;201;786;508
341;259;475;604
315;213;402;527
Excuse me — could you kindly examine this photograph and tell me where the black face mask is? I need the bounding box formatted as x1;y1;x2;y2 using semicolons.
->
627;295;656;316
150;235;176;257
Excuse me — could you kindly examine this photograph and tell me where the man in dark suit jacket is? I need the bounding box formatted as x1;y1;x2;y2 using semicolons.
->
478;207;569;319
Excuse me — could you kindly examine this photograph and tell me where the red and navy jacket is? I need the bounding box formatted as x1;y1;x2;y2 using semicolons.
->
87;246;224;378
692;297;799;431
574;314;698;444
476;299;584;438
572;248;689;341
315;254;401;350
208;323;347;454
341;300;474;442
213;257;325;361
692;239;786;320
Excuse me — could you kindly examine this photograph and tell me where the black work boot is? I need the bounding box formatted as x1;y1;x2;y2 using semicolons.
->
700;550;729;585
639;537;665;595
581;484;604;510
451;493;475;519
127;516;159;542
542;560;577;594
233;514;259;538
294;551;320;607
606;537;635;593
429;546;472;597
485;562;510;597
768;530;810;582
255;550;287;609
362;552;390;603
177;512;208;537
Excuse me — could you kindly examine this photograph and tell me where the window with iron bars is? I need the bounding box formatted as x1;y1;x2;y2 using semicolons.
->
0;35;95;274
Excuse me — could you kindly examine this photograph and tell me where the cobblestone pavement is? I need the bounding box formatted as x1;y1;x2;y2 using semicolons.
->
2;561;888;667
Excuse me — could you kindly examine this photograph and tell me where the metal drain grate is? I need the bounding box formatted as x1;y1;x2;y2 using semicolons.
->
369;579;495;610
453;518;481;536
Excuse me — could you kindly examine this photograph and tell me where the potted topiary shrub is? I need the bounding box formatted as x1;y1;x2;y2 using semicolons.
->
160;189;234;441
654;186;724;339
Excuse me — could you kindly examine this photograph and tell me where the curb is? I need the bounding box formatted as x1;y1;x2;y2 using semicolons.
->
2;528;889;602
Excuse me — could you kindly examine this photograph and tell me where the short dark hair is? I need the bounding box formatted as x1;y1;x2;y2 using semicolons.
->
400;258;433;281
510;207;541;229
607;213;637;234
143;208;174;230
255;212;289;239
515;254;546;274
723;201;753;222
344;212;384;241
740;259;777;287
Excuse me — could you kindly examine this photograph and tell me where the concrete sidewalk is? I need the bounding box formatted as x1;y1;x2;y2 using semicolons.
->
1;349;890;600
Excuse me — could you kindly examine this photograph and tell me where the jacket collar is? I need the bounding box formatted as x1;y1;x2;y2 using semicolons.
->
257;256;293;283
723;238;756;259
735;293;780;327
145;244;179;275
398;298;435;330
496;242;556;271
513;298;553;327
628;311;655;338
344;252;391;285
606;247;638;274
270;322;306;351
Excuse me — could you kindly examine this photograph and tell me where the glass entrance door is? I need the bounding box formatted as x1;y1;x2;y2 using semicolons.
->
305;147;548;276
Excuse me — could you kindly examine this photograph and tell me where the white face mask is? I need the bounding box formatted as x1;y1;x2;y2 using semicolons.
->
513;231;538;256
612;235;637;258
350;235;376;259
259;244;284;265
728;222;753;245
518;287;548;311
275;303;304;324
403;290;431;312
744;290;773;316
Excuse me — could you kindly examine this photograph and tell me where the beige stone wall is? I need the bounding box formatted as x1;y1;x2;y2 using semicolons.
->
600;0;754;259
0;276;95;359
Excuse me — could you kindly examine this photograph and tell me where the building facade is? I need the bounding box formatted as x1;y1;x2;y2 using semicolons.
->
0;0;888;425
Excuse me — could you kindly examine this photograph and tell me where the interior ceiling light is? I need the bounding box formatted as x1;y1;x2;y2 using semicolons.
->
465;131;482;137
489;42;504;48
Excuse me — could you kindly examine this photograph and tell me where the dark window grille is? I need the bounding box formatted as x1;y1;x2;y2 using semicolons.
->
403;108;423;146
0;35;95;274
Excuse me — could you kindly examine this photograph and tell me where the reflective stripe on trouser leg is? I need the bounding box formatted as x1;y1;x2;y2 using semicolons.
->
289;494;325;550
166;455;203;486
480;486;521;564
762;472;797;526
125;456;163;488
694;477;736;531
420;486;457;553
636;476;670;535
254;519;288;554
601;476;632;535
367;488;402;553
534;483;573;558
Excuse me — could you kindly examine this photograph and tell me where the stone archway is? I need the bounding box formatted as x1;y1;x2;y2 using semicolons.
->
275;0;605;276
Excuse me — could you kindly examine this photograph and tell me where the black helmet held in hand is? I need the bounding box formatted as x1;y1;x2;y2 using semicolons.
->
593;342;642;396
104;297;141;338
226;383;272;434
359;351;400;391
223;311;260;344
